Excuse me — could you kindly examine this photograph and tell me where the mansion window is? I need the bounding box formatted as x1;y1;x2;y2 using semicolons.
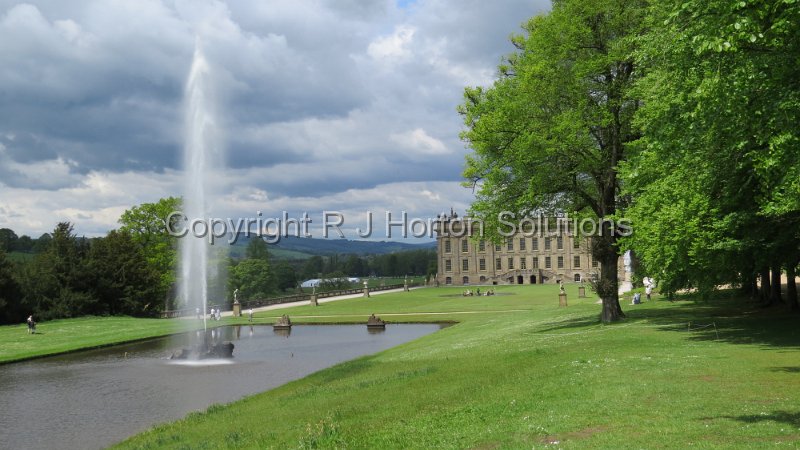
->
592;258;599;268
557;256;564;269
495;244;501;252
532;257;539;268
495;258;502;270
461;239;468;253
545;256;552;268
573;237;580;249
507;239;514;251
508;257;515;270
520;257;527;270
479;258;486;271
444;240;451;253
462;259;469;271
519;238;526;251
445;259;452;272
544;238;551;251
532;237;539;251
574;255;581;268
478;240;486;252
557;236;563;250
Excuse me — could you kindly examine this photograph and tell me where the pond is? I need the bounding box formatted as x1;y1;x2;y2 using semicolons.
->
0;323;446;449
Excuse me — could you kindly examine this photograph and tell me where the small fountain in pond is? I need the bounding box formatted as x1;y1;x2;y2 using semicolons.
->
174;38;233;361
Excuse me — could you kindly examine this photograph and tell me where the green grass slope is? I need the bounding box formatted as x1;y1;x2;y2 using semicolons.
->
116;286;800;449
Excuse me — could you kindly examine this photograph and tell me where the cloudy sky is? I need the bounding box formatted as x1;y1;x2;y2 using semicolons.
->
0;0;548;241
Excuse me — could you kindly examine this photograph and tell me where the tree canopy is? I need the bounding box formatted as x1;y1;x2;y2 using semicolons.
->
621;0;800;306
460;0;646;321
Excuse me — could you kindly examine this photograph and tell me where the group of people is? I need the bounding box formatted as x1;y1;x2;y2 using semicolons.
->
462;288;495;297
209;307;222;321
632;277;656;305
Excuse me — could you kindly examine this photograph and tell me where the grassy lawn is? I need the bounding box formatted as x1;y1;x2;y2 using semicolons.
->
113;285;800;449
0;315;233;364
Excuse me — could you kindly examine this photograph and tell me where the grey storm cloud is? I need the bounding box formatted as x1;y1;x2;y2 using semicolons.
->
0;0;549;236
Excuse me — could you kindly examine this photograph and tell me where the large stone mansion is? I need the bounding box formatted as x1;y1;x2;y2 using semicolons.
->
434;212;607;286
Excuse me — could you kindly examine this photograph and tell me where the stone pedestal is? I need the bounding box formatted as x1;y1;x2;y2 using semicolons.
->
578;286;586;298
232;301;241;317
559;293;568;307
364;286;370;298
310;294;318;306
404;282;409;292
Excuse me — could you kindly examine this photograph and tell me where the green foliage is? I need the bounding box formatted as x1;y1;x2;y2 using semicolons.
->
622;0;800;296
2;222;170;324
0;247;21;322
302;255;324;279
459;0;646;321
228;259;274;300
319;271;351;290
87;230;163;316
0;228;18;252
273;262;298;291
118;197;182;305
245;237;270;261
15;222;96;321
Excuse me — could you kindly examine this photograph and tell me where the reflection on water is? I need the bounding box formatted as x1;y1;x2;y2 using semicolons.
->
0;324;445;450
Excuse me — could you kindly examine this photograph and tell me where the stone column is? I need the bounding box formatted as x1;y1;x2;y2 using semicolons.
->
559;292;568;307
578;286;586;298
363;281;370;298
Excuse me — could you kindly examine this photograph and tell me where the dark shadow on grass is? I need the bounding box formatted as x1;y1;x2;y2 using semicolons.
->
537;290;800;350
532;315;603;333
718;410;800;427
770;366;800;373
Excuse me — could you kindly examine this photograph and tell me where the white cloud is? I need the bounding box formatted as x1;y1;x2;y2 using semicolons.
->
389;128;449;156
0;0;550;238
367;25;415;60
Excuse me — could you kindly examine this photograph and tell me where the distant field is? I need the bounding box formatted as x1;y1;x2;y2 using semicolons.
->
5;251;34;262
265;248;314;260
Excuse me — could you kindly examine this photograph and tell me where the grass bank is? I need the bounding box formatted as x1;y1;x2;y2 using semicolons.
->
117;285;800;448
0;315;236;364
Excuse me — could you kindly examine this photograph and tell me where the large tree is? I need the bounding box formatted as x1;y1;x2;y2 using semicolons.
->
118;197;182;306
17;222;95;320
0;247;22;324
460;0;645;321
87;230;162;316
622;0;800;306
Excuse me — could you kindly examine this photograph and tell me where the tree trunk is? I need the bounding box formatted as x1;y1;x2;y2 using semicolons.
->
770;265;782;305
760;267;771;304
599;249;624;323
786;262;798;311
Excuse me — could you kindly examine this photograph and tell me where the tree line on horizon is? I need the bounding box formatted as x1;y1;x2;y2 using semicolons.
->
0;198;437;324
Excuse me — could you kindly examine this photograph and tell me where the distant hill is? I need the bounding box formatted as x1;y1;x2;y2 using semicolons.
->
228;235;436;260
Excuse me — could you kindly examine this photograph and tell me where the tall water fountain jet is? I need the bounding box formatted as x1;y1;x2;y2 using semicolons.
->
179;39;222;332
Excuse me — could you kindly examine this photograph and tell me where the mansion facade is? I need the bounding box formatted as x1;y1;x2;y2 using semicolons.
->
434;213;609;286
